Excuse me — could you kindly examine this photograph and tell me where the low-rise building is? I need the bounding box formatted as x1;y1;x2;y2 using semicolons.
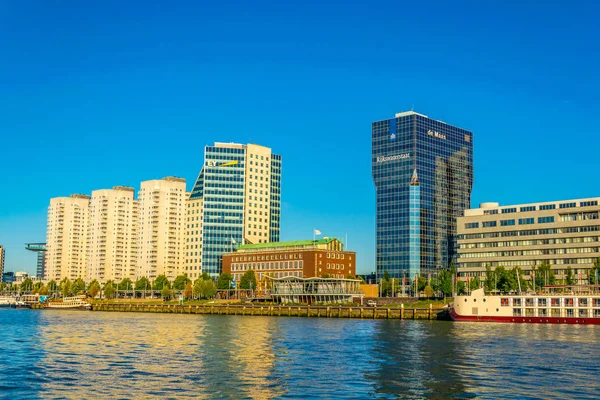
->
457;199;600;283
222;238;356;283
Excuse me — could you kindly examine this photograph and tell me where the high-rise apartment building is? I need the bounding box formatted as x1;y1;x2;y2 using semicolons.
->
372;111;473;282
457;198;600;283
0;245;4;283
45;194;90;281
25;243;46;280
87;186;138;283
187;143;282;278
137;177;186;281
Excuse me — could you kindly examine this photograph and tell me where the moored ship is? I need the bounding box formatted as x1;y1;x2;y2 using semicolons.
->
0;296;16;307
45;295;92;310
451;286;600;324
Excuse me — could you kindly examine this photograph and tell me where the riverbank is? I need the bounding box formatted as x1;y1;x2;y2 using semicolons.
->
90;302;450;320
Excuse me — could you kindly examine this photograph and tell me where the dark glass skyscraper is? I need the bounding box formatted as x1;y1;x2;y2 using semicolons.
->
372;111;473;282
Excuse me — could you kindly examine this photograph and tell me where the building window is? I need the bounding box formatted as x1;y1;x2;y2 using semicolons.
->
500;219;515;226
465;222;479;229
559;202;577;209
581;201;598;207
482;221;497;228
538;216;555;224
520;206;536;212
540;204;556;211
483;210;498;215
501;208;517;214
518;218;534;225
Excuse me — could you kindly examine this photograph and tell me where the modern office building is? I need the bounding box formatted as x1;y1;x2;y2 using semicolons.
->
187;142;282;278
372;111;473;282
2;271;14;286
137;177;186;281
457;198;600;283
222;238;355;283
87;186;139;284
45;194;90;281
0;245;4;283
25;243;46;280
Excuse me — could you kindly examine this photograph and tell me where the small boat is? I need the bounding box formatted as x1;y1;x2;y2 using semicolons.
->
451;285;600;324
11;301;32;309
0;297;16;307
45;295;92;310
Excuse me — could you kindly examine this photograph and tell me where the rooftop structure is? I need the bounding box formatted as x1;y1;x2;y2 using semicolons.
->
25;243;46;280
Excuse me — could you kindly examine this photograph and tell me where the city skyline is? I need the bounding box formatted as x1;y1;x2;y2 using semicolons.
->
2;2;600;275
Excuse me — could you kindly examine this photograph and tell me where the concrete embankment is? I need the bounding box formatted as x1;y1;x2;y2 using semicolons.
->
90;303;450;320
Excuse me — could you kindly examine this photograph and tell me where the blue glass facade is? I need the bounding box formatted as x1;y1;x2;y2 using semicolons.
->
372;111;473;282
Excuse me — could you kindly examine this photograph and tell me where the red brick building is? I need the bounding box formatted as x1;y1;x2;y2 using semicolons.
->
222;238;356;283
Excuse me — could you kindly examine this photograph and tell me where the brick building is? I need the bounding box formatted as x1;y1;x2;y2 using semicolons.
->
222;238;356;283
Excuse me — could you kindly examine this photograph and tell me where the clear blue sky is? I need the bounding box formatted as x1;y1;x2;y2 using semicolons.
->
1;1;599;276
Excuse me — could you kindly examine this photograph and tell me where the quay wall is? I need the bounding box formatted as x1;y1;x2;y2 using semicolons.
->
90;303;450;320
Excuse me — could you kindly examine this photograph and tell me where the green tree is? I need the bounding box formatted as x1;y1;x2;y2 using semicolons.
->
565;266;575;286
173;274;191;290
184;282;193;300
484;265;495;292
535;262;556;288
457;280;466;295
417;276;427;292
424;285;434;298
239;269;257;290
469;276;481;291
33;281;43;291
193;278;204;299
71;278;86;295
47;280;58;293
217;273;233;290
161;285;171;300
202;279;217;299
87;279;99;291
88;281;101;298
103;281;115;299
380;271;392;296
589;257;600;284
20;278;34;292
153;274;170;290
438;269;453;297
38;285;49;296
117;278;132;291
201;272;212;281
61;279;72;297
135;277;151;291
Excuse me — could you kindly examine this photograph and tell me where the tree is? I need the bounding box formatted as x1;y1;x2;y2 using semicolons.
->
239;269;257;290
135;277;151;291
590;257;600;284
457;280;466;295
87;279;99;291
193;278;204;299
38;285;49;296
183;282;193;300
484;265;495;292
217;273;233;290
565;266;575;286
61;279;72;297
88;281;101;298
71;278;86;295
202;279;217;299
438;269;453;297
47;280;58;293
118;278;133;291
103;281;115;299
33;281;43;291
153;274;170;290
469;276;481;291
201;272;212;281
417;276;427;292
424;285;434;298
173;274;191;290
161;286;171;300
535;262;556;288
381;271;392;296
20;278;34;292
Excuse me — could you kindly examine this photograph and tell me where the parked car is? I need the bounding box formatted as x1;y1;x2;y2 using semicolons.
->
366;300;377;307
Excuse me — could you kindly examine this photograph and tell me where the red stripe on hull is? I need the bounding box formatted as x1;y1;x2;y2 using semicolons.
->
450;309;600;324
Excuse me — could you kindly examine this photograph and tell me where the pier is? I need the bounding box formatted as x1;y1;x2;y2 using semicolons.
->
90;303;449;320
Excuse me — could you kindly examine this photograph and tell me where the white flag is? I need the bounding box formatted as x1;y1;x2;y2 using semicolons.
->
314;229;322;235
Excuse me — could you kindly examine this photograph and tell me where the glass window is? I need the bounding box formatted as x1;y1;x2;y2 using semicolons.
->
500;219;515;226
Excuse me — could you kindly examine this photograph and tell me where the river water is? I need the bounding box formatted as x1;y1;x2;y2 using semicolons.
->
0;309;598;399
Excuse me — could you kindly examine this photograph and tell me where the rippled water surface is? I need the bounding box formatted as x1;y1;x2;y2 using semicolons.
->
1;309;599;399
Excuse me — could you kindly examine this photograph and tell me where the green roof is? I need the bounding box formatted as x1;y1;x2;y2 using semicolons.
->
238;238;339;250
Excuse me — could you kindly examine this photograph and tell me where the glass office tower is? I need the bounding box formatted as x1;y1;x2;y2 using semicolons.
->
188;143;282;278
372;111;473;282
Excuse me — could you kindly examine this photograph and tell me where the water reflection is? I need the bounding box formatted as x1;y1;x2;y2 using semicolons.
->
1;310;599;399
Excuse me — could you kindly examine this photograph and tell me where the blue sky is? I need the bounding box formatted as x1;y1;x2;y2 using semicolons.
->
1;1;599;276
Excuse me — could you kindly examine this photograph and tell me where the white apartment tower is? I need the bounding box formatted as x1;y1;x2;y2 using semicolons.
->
45;194;90;281
87;186;138;283
137;177;186;280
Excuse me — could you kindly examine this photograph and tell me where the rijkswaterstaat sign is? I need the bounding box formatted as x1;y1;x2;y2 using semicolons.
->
376;153;410;163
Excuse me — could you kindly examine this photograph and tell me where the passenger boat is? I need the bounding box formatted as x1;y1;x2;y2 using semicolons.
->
0;296;16;307
45;295;92;310
11;300;32;309
451;285;600;324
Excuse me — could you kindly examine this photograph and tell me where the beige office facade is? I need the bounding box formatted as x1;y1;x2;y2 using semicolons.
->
457;198;600;283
